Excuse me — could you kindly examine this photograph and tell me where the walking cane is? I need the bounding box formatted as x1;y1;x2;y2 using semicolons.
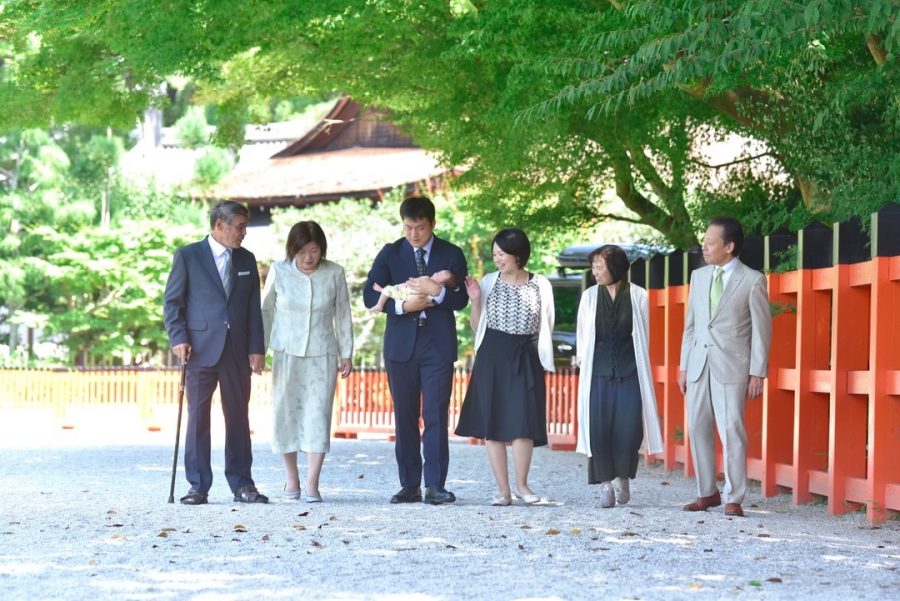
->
167;360;188;503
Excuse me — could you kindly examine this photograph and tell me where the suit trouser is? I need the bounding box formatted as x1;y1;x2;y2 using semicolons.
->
686;362;748;503
385;325;453;489
184;333;255;494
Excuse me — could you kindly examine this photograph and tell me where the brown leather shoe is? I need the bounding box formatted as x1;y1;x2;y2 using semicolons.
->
683;491;722;512
724;503;744;517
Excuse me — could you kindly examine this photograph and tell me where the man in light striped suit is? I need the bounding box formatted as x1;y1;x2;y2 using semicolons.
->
679;217;772;518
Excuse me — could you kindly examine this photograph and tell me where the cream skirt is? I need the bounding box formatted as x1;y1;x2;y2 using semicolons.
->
271;351;338;454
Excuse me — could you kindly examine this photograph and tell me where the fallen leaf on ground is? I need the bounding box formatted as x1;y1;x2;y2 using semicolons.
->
749;580;762;587
520;524;533;530
621;531;639;537
757;533;771;538
546;528;560;535
160;528;176;532
570;528;582;535
157;531;169;538
767;577;782;583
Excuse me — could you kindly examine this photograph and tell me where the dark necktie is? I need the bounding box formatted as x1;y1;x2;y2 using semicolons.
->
222;249;233;296
415;248;427;276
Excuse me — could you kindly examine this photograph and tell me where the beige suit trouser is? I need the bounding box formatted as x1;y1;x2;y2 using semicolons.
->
686;362;748;503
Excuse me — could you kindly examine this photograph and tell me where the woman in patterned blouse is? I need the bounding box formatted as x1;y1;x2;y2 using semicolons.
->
455;228;555;506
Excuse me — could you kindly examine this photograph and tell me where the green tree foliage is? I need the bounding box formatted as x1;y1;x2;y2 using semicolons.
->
192;147;234;188
3;1;895;247
174;106;210;149
0;127;205;364
541;0;900;223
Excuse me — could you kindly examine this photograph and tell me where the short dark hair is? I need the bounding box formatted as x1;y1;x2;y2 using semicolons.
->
588;244;631;284
708;216;745;256
493;228;531;268
209;201;249;230
400;196;436;222
285;221;328;262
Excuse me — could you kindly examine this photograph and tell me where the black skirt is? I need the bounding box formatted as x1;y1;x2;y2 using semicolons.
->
587;373;643;483
455;328;547;446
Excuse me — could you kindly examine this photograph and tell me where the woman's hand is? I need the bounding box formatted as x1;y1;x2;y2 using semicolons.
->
406;275;441;296
464;276;480;302
339;358;353;379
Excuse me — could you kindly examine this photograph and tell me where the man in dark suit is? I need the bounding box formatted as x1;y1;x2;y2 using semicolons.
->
364;196;469;504
164;201;268;505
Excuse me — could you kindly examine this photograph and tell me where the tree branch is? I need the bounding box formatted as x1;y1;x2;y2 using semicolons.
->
688;151;773;169
625;141;673;203
866;34;887;66
594;212;645;224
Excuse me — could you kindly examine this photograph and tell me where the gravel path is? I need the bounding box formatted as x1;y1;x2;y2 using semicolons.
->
0;412;897;600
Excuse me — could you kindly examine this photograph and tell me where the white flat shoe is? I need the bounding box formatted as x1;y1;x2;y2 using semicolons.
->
515;490;540;505
491;496;512;506
304;494;323;503
282;485;301;500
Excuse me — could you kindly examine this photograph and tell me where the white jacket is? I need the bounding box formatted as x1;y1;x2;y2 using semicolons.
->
575;283;664;455
473;271;555;372
261;259;353;359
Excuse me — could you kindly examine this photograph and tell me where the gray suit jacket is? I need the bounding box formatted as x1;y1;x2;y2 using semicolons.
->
680;259;772;384
163;237;265;368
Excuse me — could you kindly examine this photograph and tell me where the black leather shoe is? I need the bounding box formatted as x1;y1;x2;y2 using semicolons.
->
180;490;208;505
233;485;269;504
423;486;456;505
390;486;422;504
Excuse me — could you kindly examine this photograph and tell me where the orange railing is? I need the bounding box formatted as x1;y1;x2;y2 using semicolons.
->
630;206;900;524
0;365;579;448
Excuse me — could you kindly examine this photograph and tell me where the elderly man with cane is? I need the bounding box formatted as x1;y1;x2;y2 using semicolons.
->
163;200;268;505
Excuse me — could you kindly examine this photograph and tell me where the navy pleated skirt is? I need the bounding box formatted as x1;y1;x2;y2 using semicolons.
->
455;328;547;446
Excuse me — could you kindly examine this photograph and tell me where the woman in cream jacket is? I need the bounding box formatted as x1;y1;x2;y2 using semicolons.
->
262;221;353;502
575;245;663;508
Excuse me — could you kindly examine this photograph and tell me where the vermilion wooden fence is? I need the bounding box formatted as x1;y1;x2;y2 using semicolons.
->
1;205;897;523
0;366;580;448
629;204;900;524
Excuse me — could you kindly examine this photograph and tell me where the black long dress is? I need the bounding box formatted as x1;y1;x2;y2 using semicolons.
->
587;282;644;484
455;275;548;446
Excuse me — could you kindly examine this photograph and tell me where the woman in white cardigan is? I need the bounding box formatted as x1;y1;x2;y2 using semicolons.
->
575;245;663;508
262;221;353;503
455;228;555;506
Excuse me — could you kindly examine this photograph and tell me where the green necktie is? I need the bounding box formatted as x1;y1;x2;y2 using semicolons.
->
710;266;723;314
